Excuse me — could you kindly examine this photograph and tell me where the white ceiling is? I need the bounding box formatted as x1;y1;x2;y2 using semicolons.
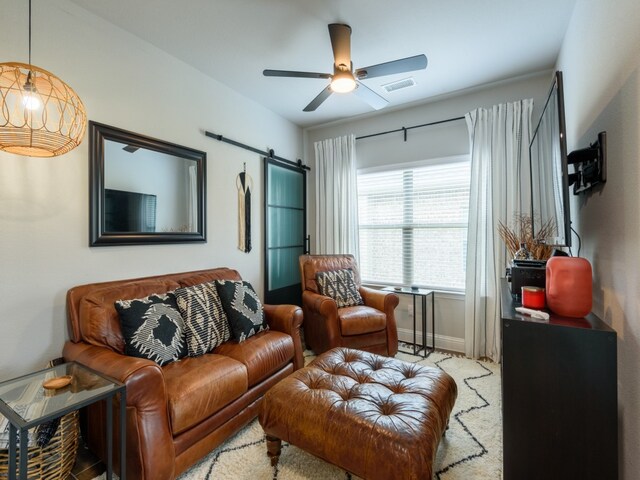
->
68;0;577;128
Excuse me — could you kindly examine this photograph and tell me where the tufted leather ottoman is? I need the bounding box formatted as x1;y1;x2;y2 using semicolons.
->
258;347;457;480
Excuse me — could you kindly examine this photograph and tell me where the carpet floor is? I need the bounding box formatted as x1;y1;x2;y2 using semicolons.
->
95;349;502;479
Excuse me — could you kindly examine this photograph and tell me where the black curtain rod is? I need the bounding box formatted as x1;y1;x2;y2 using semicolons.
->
355;115;466;141
204;130;310;171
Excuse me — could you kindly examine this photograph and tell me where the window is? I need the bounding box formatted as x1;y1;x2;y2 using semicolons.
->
357;156;470;290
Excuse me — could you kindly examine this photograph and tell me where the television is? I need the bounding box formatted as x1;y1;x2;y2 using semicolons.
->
104;189;157;233
529;71;571;247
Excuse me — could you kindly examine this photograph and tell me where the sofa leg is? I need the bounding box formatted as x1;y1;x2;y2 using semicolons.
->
266;435;282;466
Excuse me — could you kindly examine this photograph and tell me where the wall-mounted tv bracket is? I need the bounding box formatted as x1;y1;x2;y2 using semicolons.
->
568;131;606;194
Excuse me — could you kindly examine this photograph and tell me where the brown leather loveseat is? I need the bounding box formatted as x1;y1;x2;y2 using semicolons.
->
62;267;303;480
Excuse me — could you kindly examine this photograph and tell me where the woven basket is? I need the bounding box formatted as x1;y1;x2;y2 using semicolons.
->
0;410;79;480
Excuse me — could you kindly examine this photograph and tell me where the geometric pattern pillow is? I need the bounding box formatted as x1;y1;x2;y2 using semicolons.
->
174;282;231;357
215;280;268;342
115;292;187;366
316;268;364;308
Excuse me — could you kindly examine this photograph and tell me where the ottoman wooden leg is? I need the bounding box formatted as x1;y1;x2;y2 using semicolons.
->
266;435;282;466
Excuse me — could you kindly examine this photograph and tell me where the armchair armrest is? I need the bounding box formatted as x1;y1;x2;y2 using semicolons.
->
263;304;304;370
63;341;176;480
360;287;400;313
301;290;341;354
360;287;399;356
302;290;338;317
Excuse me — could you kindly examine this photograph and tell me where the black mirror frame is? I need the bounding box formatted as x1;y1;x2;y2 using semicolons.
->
89;121;207;246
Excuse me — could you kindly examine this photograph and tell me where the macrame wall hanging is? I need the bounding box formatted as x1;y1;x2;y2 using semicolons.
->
237;163;253;253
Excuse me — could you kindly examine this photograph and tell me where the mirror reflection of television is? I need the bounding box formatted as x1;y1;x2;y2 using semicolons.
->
104;189;157;233
529;71;571;247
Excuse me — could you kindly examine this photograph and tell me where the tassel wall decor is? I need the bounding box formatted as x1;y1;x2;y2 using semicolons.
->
237;163;253;252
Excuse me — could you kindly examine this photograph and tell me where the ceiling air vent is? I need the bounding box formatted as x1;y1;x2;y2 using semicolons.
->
382;77;416;93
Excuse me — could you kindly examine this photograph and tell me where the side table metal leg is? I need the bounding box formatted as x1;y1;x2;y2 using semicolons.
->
9;423;16;480
120;389;127;480
412;295;417;355
19;428;27;480
106;395;113;480
422;294;427;357
431;291;436;352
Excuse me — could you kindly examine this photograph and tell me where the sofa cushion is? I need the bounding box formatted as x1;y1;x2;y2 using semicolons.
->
115;292;187;366
338;306;387;336
316;269;364;308
216;280;268;342
162;354;248;435
174;282;230;357
214;330;294;387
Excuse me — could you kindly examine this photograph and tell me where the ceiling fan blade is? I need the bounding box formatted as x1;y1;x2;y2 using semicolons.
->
263;69;332;79
303;85;333;112
328;23;352;68
353;81;389;110
355;54;428;80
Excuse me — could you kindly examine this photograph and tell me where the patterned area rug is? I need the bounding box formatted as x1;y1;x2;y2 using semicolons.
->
95;350;502;480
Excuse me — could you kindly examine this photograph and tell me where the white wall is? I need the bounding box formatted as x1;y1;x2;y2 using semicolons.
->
304;72;553;351
0;0;302;380
556;0;640;478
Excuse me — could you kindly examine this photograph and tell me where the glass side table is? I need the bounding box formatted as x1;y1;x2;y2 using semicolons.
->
0;361;126;480
383;286;436;358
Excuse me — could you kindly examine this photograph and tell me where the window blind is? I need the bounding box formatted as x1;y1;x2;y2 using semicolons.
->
357;159;470;290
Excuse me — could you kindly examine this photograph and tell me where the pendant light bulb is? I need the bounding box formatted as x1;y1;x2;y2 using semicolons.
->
22;71;41;110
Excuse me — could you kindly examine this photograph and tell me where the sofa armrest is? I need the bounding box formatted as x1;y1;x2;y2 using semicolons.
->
63;341;176;480
263;304;304;370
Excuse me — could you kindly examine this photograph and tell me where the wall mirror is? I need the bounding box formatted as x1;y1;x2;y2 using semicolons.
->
89;121;206;246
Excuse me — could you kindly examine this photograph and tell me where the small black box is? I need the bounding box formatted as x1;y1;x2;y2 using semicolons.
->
508;260;546;297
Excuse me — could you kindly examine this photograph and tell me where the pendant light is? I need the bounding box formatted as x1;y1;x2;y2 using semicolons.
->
0;0;86;157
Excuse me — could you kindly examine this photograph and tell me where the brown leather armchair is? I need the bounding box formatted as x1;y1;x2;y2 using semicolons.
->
299;254;399;356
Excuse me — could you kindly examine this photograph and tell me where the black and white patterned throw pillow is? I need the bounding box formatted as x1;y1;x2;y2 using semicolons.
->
215;280;268;342
115;292;187;366
174;282;231;357
316;268;364;308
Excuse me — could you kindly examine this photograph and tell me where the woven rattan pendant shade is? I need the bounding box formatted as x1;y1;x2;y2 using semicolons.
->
0;62;86;157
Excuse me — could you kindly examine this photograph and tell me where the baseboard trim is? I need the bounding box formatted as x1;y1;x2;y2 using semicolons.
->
397;327;465;354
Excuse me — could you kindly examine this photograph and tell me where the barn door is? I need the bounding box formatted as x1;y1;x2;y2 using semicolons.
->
264;158;307;305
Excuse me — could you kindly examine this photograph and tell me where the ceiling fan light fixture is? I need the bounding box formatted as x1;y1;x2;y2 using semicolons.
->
330;71;356;93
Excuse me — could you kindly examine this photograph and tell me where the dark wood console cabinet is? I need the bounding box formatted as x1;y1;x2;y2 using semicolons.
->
500;279;617;479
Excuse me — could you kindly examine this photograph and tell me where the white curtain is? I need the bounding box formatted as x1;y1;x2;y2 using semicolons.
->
464;98;533;361
314;134;359;257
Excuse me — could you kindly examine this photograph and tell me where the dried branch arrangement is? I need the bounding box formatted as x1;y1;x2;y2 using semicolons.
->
498;214;555;260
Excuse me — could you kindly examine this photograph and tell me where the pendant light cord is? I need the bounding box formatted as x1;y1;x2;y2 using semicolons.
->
28;0;32;66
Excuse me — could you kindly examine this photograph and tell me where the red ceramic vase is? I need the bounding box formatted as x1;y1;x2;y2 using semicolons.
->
545;256;593;318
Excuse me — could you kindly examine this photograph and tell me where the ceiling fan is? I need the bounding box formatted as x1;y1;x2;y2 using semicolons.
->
263;23;428;112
